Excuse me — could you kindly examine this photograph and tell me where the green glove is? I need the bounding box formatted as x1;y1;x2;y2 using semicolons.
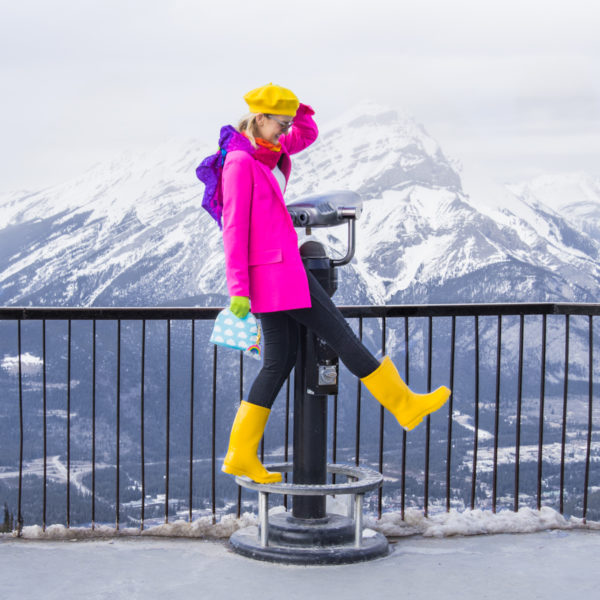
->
229;296;250;319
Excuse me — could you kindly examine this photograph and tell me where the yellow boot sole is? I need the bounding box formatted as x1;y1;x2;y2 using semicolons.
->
221;461;282;484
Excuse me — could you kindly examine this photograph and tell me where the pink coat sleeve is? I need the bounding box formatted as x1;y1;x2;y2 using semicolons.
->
221;151;253;298
280;103;319;155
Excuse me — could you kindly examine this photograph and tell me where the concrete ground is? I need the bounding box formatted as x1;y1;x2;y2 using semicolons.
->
1;529;599;599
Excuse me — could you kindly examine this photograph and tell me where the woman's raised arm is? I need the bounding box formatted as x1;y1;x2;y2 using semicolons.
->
280;103;319;155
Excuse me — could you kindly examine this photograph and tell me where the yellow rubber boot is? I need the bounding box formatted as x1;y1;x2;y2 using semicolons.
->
221;400;282;484
361;356;450;431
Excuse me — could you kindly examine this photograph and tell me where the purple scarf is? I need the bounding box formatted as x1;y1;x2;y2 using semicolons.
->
196;127;289;230
195;126;255;229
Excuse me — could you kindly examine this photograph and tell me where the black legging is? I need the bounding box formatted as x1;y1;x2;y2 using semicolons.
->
247;270;380;409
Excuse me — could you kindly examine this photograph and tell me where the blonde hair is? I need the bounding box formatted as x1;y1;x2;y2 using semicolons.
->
237;112;261;148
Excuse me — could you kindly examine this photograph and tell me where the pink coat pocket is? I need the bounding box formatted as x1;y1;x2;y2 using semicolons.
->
249;248;283;266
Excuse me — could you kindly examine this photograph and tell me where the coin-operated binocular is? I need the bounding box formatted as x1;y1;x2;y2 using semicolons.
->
287;190;362;265
230;191;388;565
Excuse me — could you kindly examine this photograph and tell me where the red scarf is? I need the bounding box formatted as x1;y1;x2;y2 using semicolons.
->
243;133;282;169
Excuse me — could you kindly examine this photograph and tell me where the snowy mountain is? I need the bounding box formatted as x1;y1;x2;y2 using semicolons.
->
507;173;600;245
290;105;600;305
0;141;225;306
2;110;599;526
1;102;599;308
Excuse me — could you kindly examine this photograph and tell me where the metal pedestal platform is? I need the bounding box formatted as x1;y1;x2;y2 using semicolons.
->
230;463;389;565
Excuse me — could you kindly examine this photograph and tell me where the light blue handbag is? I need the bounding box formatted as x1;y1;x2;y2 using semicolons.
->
209;308;261;360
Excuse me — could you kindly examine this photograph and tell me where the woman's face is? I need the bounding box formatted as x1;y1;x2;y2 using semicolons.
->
255;114;293;145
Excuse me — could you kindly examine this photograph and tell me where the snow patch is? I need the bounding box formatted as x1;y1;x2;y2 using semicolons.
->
1;352;43;376
452;410;494;441
367;506;600;538
16;513;258;540
12;506;599;541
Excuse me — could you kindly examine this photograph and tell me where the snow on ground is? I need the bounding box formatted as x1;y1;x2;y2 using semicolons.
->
370;505;599;538
9;504;599;541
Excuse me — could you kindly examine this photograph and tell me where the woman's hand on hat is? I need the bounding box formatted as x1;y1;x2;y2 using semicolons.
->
229;296;250;319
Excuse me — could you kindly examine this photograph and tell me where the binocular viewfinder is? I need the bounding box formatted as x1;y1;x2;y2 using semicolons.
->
287;191;362;228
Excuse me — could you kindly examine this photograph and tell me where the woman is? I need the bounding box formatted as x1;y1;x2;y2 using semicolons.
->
197;83;450;484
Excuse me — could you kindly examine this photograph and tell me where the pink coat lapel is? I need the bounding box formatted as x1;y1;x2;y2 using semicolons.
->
255;160;287;205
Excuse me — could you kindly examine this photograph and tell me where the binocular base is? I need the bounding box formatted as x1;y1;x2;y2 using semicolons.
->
229;463;389;565
230;516;389;565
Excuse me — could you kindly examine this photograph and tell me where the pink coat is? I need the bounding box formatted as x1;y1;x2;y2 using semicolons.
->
221;104;318;313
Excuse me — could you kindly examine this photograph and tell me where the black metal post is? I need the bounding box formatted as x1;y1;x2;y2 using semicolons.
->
292;328;328;519
291;240;337;520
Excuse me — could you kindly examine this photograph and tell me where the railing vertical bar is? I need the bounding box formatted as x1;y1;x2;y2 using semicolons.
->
253;355;264;465
401;316;409;521
355;318;363;466
424;316;433;518
583;315;593;523
471;315;479;511
165;320;171;524
446;316;456;512
514;314;524;512
140;320;146;531
92;320;97;529
378;316;386;519
67;319;72;528
492;315;502;513
116;319;120;530
284;376;291;509
42;320;47;531
189;320;195;523
211;345;217;522
17;320;24;535
560;315;570;515
537;314;547;511
237;353;243;518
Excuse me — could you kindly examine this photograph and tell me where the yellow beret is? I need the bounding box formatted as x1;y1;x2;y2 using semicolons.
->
243;83;299;117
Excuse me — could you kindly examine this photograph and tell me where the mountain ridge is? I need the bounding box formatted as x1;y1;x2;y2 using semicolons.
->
0;104;599;307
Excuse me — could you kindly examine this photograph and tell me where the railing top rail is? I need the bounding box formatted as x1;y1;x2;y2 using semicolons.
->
339;302;600;318
0;307;222;320
0;302;599;321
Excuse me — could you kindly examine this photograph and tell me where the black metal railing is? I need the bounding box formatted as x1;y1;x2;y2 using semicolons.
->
0;303;598;534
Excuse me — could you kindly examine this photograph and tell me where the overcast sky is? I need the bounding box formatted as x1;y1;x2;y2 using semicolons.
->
1;0;599;193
